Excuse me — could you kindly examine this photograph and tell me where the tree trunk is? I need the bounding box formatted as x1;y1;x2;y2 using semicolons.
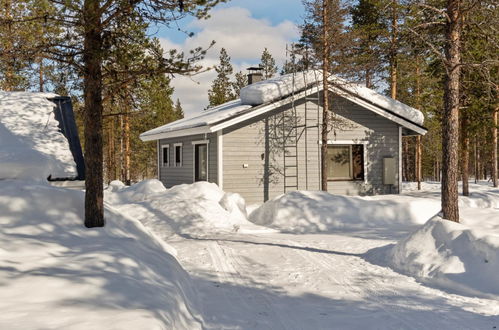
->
493;105;498;187
461;111;470;196
83;0;104;228
415;59;422;190
416;136;422;190
474;136;478;183
321;0;330;191
441;0;461;222
38;57;44;92
403;138;409;181
389;0;398;100
124;111;131;185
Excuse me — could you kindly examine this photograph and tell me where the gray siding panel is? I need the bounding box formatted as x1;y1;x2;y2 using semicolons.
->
222;92;401;204
158;133;218;188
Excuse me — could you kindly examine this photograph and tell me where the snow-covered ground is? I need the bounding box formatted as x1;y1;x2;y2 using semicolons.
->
0;180;203;329
2;170;499;329
104;180;499;329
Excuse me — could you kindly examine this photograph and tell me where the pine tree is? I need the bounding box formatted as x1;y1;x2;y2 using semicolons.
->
208;48;235;107
349;0;386;87
42;0;222;227
259;48;278;79
301;0;350;190
232;71;247;96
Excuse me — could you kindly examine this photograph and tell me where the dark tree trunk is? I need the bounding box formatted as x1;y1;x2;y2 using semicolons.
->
83;0;105;227
321;0;329;191
461;111;470;196
493;105;498;187
441;0;462;222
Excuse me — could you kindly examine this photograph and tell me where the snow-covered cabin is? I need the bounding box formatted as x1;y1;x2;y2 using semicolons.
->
140;71;426;204
0;92;85;183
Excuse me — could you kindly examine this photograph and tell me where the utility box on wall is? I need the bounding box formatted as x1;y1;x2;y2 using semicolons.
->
383;157;396;185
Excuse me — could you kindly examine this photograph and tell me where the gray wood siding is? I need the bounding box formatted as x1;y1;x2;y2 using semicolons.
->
158;133;218;188
326;94;400;195
222;92;400;204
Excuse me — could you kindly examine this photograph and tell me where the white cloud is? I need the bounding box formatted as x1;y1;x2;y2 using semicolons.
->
159;7;299;116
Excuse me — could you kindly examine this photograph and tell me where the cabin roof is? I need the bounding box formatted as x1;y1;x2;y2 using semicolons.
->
140;71;427;141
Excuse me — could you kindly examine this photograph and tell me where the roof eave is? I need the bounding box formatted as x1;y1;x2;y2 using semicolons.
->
328;85;427;136
140;125;212;141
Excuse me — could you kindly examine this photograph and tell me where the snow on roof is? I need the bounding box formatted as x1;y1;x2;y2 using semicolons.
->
329;76;425;126
141;71;425;141
240;70;321;105
140;99;252;140
0;91;77;181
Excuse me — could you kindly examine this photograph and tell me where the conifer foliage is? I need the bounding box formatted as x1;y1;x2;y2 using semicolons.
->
208;48;236;107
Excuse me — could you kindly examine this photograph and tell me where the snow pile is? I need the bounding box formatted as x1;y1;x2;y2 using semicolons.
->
0;180;202;329
106;180;269;238
0;92;77;180
382;217;499;299
107;179;167;202
249;191;441;233
240;70;320;105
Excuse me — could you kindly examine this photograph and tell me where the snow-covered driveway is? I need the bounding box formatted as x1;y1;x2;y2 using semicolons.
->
106;181;499;329
167;230;499;329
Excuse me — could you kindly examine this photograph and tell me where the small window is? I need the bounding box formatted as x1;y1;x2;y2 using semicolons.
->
161;145;169;167
327;144;364;181
174;143;182;167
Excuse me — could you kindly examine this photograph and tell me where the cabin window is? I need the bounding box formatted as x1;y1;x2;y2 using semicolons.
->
174;143;182;167
327;144;364;181
161;145;169;167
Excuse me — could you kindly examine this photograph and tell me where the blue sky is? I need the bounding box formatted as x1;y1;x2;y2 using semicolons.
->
154;0;305;115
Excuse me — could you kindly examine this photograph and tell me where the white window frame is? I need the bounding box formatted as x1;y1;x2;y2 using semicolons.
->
173;143;183;167
327;140;368;183
192;140;209;182
161;144;170;167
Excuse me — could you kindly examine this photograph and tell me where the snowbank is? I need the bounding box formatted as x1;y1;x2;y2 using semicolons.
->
249;191;441;233
0;92;77;180
0;180;202;329
240;70;320;105
381;217;499;299
106;180;270;238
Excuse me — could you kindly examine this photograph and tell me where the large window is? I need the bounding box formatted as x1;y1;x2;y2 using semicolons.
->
161;145;169;167
173;143;182;167
327;144;364;181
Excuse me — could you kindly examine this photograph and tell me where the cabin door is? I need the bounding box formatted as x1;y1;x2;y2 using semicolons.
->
195;143;208;181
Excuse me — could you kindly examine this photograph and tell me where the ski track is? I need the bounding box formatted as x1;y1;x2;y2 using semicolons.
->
169;232;499;330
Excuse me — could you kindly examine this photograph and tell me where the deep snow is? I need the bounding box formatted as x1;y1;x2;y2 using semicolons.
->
107;180;499;329
0;180;202;329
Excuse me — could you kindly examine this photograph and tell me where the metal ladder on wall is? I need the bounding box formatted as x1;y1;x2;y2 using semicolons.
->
282;47;322;193
283;66;299;192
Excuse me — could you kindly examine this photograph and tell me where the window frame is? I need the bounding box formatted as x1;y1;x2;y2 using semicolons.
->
326;141;367;182
173;143;183;167
192;140;209;182
161;144;170;167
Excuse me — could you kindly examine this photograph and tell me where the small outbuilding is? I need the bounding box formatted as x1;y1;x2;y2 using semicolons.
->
0;91;84;183
140;71;426;204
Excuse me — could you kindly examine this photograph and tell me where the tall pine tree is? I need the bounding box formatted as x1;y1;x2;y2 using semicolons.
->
208;48;235;107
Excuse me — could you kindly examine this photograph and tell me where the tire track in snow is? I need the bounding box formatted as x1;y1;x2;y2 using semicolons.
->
271;237;427;329
217;241;299;330
205;240;288;330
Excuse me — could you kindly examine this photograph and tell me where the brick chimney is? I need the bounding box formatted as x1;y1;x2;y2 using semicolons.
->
247;66;263;85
